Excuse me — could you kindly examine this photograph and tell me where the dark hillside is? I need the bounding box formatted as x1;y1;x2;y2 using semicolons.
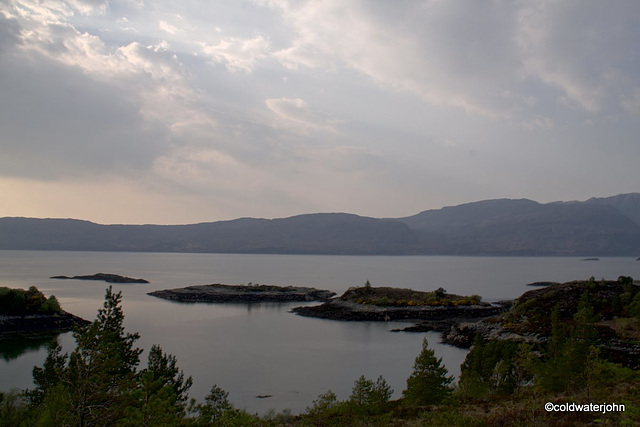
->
2;194;640;255
0;214;417;254
397;199;640;255
583;193;640;225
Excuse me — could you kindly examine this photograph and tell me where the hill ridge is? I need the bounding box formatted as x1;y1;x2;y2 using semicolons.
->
2;194;639;255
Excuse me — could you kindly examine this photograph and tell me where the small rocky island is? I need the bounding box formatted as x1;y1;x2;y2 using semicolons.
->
51;273;149;284
291;283;506;324
0;286;89;334
148;283;336;303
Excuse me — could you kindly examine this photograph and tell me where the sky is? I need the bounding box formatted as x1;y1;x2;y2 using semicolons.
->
1;0;639;225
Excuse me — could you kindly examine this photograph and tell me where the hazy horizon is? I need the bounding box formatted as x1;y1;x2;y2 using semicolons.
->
1;1;639;224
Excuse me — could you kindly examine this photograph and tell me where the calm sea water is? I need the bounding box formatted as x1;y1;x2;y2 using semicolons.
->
1;251;639;414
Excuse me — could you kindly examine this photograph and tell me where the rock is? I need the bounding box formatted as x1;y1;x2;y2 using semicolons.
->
292;298;506;322
148;284;335;303
440;321;546;348
51;273;149;283
0;311;90;335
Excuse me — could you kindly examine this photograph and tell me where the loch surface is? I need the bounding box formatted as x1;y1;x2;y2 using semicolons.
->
1;251;638;414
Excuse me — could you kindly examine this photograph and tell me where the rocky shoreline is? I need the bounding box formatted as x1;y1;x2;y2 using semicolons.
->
441;278;640;369
291;299;508;322
0;311;90;335
148;284;336;303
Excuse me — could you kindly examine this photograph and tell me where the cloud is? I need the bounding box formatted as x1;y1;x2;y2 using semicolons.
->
0;0;214;180
158;19;179;34
515;0;640;114
67;0;108;15
0;12;20;52
621;88;640;116
520;115;554;131
303;145;387;174
0;54;168;179
261;0;640;121
152;147;242;189
264;97;340;134
261;0;519;117
1;0;639;224
201;35;271;73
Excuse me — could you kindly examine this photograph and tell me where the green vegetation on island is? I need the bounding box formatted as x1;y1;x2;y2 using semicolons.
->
0;286;88;336
292;282;500;323
344;281;482;307
0;286;61;315
1;278;640;426
447;276;640;366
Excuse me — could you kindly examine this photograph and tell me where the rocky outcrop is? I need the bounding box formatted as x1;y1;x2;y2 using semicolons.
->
602;340;640;370
441;320;546;348
292;299;506;322
148;284;335;303
0;311;89;335
440;278;640;372
51;273;149;283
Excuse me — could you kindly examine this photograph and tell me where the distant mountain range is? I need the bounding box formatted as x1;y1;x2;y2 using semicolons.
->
1;193;639;256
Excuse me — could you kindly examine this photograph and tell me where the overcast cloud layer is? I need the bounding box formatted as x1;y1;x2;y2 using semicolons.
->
1;0;639;224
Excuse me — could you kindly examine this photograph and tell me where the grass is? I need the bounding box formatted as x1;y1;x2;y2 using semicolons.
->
342;286;483;307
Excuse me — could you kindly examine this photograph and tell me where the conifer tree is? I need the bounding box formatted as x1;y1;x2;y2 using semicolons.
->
31;342;68;406
403;338;453;405
146;344;193;405
349;375;393;414
121;345;193;425
64;286;143;426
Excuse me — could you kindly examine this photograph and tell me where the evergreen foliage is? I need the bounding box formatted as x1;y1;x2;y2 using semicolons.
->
188;384;259;426
305;390;341;424
121;345;193;425
348;375;393;414
403;338;453;405
459;335;520;398
22;286;229;426
30;342;68;406
0;286;62;315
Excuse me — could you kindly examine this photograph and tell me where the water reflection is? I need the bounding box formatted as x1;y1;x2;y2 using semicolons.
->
0;333;59;361
157;298;319;314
